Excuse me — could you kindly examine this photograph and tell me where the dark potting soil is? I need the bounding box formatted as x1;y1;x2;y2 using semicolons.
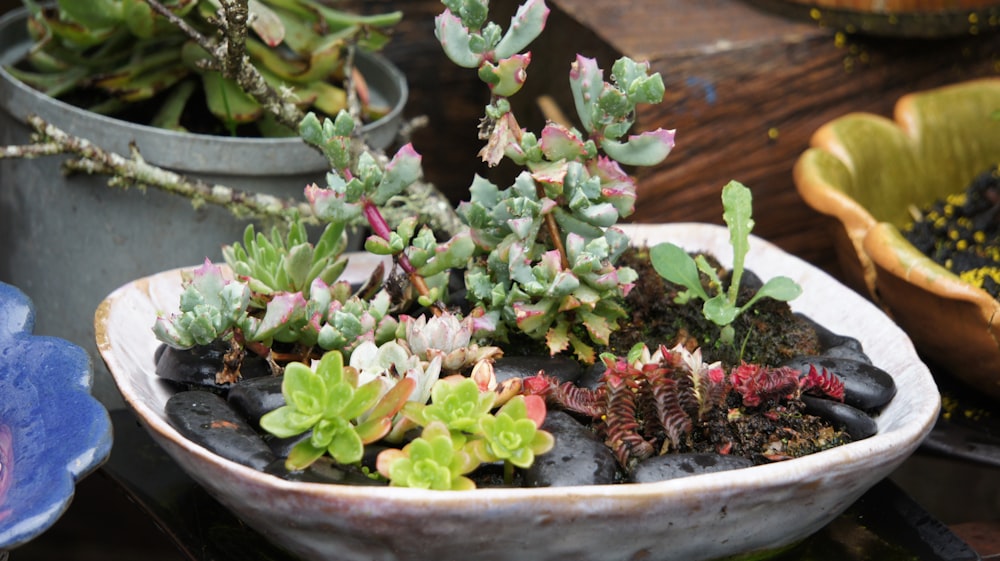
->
904;163;1000;300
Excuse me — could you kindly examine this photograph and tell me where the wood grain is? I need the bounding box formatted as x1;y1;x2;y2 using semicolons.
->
510;0;1000;277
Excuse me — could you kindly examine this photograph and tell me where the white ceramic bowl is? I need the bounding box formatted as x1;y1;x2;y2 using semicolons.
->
96;223;939;561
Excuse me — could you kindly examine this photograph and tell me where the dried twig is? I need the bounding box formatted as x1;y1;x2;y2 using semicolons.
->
2;115;317;222
143;0;305;130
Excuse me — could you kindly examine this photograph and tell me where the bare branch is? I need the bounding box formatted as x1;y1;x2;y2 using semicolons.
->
143;0;305;130
3;114;318;223
143;0;218;63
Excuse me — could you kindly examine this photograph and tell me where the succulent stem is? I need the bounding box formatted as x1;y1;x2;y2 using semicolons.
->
537;184;570;270
361;198;438;313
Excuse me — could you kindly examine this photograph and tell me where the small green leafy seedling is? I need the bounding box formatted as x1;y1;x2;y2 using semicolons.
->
649;180;802;345
259;351;414;471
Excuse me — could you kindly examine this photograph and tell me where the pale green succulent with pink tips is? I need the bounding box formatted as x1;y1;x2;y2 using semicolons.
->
400;312;501;373
379;377;554;489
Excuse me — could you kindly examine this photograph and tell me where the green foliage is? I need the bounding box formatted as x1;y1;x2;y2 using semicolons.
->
12;0;402;134
153;218;398;356
649;181;803;345
259;351;413;470
222;219;348;299
379;378;554;488
376;421;479;490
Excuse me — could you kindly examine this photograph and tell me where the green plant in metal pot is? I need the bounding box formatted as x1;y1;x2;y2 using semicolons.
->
10;0;401;136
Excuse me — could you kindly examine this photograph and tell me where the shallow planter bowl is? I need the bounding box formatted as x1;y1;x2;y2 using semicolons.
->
96;223;939;561
794;78;1000;400
0;282;113;549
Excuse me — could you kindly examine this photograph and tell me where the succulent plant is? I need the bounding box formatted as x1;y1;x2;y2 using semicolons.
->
523;342;846;471
222;218;348;301
259;350;414;470
297;0;676;364
402;376;496;433
10;0;402;135
382;376;554;488
469;394;553;470
153;218;399;368
300;111;478;310
399;312;502;373
348;339;442;408
375;420;479;490
152;258;251;350
428;0;675;362
148;0;850;488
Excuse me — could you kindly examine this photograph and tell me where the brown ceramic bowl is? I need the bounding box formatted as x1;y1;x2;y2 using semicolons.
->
794;78;1000;399
745;0;1000;36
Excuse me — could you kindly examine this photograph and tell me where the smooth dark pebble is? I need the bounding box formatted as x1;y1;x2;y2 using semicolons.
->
782;355;896;411
155;341;270;391
265;432;309;459
737;270;763;292
522;411;619;487
578;362;606;390
166;390;276;470
821;343;873;364
264;457;386;486
794;313;866;355
630;453;753;483
227;375;285;429
493;355;583;385
802;395;878;440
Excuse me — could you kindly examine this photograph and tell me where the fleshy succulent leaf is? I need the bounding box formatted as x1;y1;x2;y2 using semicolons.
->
434;10;481;68
493;0;549;60
600;129;676;167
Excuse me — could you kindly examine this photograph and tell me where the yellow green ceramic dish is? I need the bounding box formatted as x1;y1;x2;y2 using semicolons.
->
794;78;1000;398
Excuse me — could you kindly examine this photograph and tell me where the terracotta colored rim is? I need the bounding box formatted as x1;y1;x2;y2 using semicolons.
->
777;0;1000;11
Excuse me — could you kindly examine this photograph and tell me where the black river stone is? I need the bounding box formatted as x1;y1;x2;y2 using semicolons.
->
227;375;285;429
782;355;896;411
801;395;878;440
522;411;619;487
264;457;387;486
155;341;270;392
492;355;583;385
820;343;873;364
630;453;754;483
579;361;607;391
794;313;866;355
166;390;276;470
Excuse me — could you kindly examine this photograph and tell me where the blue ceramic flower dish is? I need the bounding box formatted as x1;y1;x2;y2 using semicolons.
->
0;282;113;550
